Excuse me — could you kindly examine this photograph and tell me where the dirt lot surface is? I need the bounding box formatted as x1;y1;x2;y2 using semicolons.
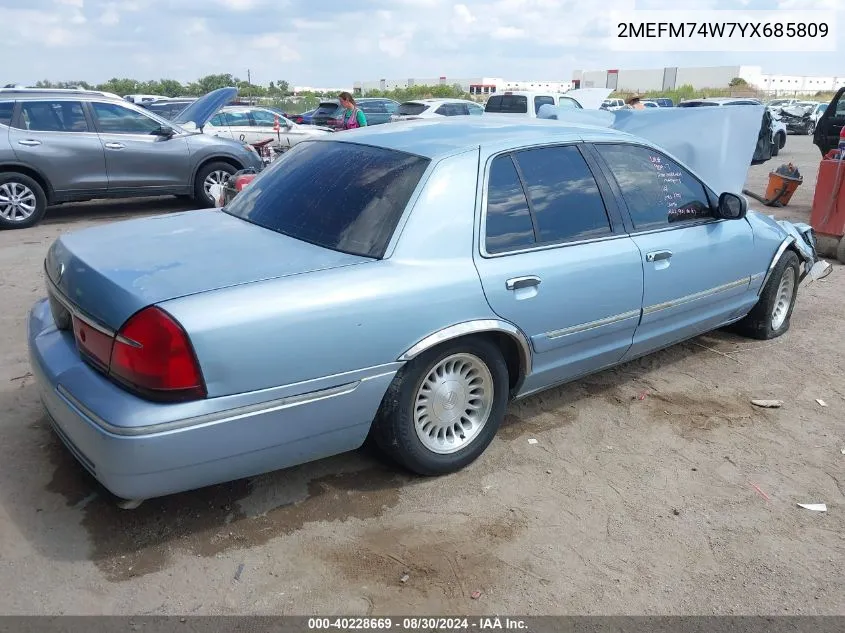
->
0;135;843;616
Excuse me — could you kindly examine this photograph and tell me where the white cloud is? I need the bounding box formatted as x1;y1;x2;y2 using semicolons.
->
100;5;119;25
492;26;525;39
216;0;260;10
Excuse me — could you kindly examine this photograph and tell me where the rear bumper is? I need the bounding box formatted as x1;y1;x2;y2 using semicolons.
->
27;298;397;500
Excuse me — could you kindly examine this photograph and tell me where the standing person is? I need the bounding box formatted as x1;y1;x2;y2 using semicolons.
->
338;92;367;129
625;94;645;110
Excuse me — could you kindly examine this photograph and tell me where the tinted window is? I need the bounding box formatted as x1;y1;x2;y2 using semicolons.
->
435;103;469;116
92;102;160;134
485;155;535;254
676;101;719;108
315;102;341;116
485;95;528;114
534;96;555;114
0;101;14;126
19;101;89;132
399;102;428;116
223;141;430;259
513;145;611;243
209;114;225;126
596;144;713;230
558;97;581;109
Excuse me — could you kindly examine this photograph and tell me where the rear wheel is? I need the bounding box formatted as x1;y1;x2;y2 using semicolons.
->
194;162;237;207
0;173;47;229
371;337;509;475
733;250;800;340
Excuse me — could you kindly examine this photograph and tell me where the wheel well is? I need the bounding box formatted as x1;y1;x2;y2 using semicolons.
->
194;156;243;181
0;165;53;203
477;331;525;394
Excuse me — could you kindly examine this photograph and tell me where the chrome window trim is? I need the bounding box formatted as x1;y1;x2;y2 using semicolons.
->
758;236;795;296
478;141;619;259
643;277;750;315
398;319;533;376
544;309;641;340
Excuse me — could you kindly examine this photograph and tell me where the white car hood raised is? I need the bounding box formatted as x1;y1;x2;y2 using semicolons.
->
537;103;764;196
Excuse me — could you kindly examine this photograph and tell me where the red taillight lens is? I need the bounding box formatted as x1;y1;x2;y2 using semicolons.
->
72;316;114;371
234;174;255;191
109;306;206;401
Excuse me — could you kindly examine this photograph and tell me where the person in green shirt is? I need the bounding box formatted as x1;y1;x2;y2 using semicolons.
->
338;92;367;129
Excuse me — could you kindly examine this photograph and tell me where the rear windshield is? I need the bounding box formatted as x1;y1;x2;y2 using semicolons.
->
223;141;431;259
315;102;341;116
485;95;528;114
398;102;429;116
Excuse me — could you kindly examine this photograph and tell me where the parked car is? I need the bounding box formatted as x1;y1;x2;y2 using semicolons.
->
27;116;826;504
0;87;263;229
677;98;788;156
203;105;332;148
813;87;845;156
641;100;660;108
391;99;484;121
602;98;626;111
311;98;400;128
778;101;827;135
485;91;584;116
286;108;317;125
140;98;197;120
652;97;674;107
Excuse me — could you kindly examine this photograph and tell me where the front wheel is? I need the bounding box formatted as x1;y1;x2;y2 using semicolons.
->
733;250;800;340
194;162;237;207
371;337;509;476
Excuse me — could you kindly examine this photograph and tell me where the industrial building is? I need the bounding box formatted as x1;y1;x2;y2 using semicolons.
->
572;65;845;94
353;77;573;96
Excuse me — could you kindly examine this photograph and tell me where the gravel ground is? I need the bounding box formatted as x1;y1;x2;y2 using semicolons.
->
0;134;842;616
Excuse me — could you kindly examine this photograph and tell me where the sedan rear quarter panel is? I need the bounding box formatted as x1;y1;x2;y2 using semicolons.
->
159;148;498;399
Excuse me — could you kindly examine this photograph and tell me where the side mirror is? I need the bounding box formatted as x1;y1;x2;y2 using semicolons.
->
717;192;747;220
153;125;175;138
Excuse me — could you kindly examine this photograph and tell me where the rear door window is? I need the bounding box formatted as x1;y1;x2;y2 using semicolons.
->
485;95;528;114
534;96;555;114
18;101;89;132
223;141;430;259
399;102;428;116
0;101;13;126
484;155;536;254
513;145;612;243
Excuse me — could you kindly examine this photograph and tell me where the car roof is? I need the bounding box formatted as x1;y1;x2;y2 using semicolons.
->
0;88;123;101
325;117;635;160
403;98;476;105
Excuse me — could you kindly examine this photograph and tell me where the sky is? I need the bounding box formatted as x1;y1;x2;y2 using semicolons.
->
1;0;841;87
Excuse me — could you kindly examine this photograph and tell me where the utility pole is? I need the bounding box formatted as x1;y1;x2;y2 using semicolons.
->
247;69;252;104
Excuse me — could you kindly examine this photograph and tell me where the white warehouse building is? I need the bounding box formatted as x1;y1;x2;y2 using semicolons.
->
572;65;845;94
354;77;574;96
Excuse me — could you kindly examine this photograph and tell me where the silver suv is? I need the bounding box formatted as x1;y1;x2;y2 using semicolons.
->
0;87;263;229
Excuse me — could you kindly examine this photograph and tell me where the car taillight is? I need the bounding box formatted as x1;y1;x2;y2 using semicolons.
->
73;316;115;371
234;174;255;191
109;306;206;402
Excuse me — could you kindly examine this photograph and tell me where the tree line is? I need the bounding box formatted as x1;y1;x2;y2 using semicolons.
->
26;75;476;102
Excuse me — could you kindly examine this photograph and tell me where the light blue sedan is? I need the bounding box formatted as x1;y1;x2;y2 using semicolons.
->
27;117;829;506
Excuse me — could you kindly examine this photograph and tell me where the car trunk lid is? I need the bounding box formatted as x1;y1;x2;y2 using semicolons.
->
45;209;370;330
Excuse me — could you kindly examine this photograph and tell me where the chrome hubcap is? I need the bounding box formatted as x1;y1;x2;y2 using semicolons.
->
0;182;37;222
771;267;796;330
413;353;494;454
203;170;230;198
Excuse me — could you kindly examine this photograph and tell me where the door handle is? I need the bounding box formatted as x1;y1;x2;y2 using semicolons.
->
646;250;673;262
104;142;125;149
18;140;41;146
506;276;541;291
